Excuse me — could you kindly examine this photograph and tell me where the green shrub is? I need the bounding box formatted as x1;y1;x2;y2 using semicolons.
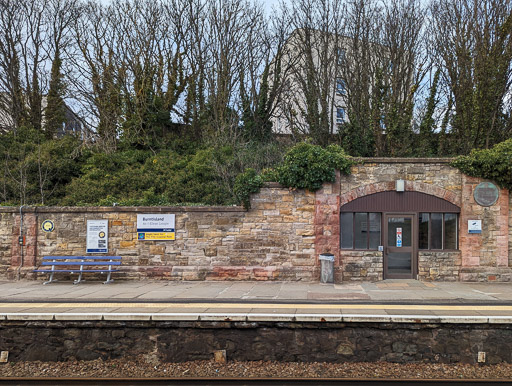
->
451;139;512;190
233;168;263;209
277;142;353;191
260;168;279;182
63;148;232;206
233;142;353;208
0;128;85;205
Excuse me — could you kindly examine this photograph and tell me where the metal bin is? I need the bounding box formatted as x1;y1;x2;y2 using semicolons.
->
319;253;335;283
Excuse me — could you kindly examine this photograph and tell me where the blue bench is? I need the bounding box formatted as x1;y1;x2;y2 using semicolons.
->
34;256;122;285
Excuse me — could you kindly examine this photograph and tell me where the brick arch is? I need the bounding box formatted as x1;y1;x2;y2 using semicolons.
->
339;181;460;208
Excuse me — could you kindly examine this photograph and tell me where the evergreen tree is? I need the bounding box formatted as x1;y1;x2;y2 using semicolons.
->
240;66;273;143
45;47;66;139
417;69;440;156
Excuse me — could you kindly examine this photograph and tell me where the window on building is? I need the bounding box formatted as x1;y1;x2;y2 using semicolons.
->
336;107;345;124
336;79;346;95
418;213;458;250
388;60;394;73
337;48;345;65
341;212;381;250
379;114;386;131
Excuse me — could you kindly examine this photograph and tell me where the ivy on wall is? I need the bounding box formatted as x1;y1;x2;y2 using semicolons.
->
234;142;354;209
233;168;263;210
451;139;512;190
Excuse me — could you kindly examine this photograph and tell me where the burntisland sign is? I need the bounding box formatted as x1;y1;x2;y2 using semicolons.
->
137;214;175;240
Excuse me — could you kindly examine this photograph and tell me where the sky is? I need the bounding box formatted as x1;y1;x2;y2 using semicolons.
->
97;0;285;15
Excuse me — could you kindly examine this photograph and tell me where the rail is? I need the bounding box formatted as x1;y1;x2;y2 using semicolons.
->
0;377;510;385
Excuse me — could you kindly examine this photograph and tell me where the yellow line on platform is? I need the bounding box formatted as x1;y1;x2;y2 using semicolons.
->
1;302;512;311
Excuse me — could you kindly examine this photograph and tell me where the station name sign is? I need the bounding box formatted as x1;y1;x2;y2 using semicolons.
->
137;214;175;240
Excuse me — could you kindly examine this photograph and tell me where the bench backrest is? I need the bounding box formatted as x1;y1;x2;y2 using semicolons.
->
40;256;122;266
42;256;122;261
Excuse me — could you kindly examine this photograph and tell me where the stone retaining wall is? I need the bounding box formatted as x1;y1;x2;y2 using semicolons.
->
1;159;511;282
317;159;511;282
340;251;383;282
2;320;512;364
509;193;512;267
418;251;461;281
0;185;317;281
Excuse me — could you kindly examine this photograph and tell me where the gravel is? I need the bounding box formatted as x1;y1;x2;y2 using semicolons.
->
2;357;512;379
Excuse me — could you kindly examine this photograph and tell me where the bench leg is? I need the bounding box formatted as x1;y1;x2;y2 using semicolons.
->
103;270;113;284
43;271;56;285
73;271;83;285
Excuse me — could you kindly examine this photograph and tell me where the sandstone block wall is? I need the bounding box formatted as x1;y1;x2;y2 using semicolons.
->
318;158;511;282
344;159;462;201
509;193;512;267
0;212;14;276
1;159;511;283
459;176;510;282
0;185;316;281
418;251;461;281
340;251;383;281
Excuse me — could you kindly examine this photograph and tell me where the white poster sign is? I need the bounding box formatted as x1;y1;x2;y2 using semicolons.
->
137;214;175;240
87;220;108;253
468;220;482;234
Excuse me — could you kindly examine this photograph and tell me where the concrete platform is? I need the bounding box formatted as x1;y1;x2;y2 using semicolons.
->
3;279;512;322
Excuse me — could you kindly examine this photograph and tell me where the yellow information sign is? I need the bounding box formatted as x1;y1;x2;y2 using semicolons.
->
138;232;175;240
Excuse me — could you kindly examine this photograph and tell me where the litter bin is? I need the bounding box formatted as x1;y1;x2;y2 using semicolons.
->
319;253;335;283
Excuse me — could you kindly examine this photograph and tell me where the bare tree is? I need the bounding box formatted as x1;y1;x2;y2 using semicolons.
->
0;0;25;133
70;0;125;152
114;0;188;148
337;0;427;156
337;0;381;155
272;0;344;146
43;0;80;139
171;0;208;135
0;0;49;133
380;0;427;156
430;0;512;154
193;0;269;144
19;0;48;132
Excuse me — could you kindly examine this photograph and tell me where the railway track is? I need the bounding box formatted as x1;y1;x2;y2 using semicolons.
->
0;378;510;385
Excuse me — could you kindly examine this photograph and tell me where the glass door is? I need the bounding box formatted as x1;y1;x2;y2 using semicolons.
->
384;214;416;279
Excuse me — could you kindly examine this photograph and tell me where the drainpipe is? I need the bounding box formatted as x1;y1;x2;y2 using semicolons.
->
17;205;24;281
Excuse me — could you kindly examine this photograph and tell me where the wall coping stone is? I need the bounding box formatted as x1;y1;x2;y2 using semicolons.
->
355;157;454;164
0;205;245;214
263;182;285;188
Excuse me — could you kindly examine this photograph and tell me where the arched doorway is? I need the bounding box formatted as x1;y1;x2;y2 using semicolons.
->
340;191;460;279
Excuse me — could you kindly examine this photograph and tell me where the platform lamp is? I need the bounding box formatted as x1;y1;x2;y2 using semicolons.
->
396;179;405;192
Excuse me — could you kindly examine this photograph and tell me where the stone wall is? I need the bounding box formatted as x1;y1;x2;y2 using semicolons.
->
316;158;511;282
0;212;14;277
1;159;511;283
509;193;512;267
316;159;465;282
3;320;512;364
340;251;383;282
418;251;461;281
0;185;317;281
459;175;511;282
344;159;463;201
